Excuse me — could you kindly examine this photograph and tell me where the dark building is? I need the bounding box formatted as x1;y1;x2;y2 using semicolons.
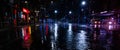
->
0;0;13;28
91;0;120;12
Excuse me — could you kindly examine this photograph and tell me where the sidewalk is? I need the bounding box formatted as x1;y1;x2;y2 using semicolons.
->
0;27;10;32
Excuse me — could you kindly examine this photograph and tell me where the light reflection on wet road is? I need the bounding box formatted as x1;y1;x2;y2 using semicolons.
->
0;23;120;50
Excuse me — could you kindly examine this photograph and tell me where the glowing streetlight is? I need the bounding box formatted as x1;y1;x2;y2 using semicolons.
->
51;1;53;4
69;11;72;14
81;1;86;6
54;10;58;14
25;1;28;3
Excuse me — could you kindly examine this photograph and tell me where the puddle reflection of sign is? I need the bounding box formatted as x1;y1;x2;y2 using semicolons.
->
21;26;32;48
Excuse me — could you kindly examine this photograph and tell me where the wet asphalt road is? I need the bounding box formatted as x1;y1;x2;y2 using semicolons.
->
0;23;120;50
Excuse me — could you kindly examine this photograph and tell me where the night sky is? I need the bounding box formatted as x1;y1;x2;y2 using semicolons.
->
0;0;120;13
29;0;120;12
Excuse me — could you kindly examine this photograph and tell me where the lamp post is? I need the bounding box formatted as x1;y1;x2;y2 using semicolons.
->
54;10;58;22
81;0;86;23
69;11;72;23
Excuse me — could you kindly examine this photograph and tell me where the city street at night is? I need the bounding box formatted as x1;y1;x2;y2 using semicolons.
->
0;0;120;50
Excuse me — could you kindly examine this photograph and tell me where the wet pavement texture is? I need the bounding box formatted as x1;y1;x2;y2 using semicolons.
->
0;23;120;50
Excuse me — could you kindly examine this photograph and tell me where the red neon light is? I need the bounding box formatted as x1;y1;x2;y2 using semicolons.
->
23;26;31;41
23;8;30;14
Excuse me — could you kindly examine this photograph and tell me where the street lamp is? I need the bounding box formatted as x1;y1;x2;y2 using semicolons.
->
69;11;72;14
54;10;58;22
81;1;86;6
81;1;87;23
51;1;54;4
81;1;86;11
54;10;58;14
24;1;28;3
